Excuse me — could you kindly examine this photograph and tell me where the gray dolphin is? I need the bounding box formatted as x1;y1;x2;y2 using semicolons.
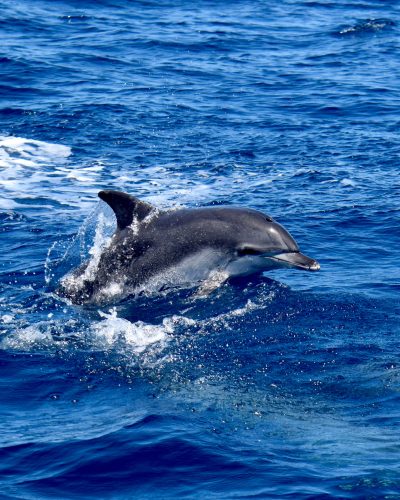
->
57;190;320;304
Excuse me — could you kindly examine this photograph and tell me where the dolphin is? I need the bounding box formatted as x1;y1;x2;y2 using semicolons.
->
57;190;320;304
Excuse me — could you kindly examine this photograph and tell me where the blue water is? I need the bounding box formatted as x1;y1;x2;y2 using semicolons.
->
1;0;400;498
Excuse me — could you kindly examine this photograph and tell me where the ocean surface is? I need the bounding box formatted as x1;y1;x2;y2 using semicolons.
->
1;0;400;498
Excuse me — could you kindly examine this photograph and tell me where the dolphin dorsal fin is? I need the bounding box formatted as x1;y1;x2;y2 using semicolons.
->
98;190;153;230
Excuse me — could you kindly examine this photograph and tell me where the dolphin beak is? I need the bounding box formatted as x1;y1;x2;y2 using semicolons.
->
268;252;320;271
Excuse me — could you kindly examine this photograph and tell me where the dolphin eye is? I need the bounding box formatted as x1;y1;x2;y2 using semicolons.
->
238;246;262;257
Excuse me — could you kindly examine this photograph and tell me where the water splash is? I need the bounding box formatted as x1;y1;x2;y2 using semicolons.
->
45;202;116;286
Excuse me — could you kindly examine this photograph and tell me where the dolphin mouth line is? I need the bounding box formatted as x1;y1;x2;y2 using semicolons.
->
266;252;320;272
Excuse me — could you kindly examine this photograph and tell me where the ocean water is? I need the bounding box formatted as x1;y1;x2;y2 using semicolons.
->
1;0;400;498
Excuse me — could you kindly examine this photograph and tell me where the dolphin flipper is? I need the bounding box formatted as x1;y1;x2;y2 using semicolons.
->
98;190;154;230
194;270;230;298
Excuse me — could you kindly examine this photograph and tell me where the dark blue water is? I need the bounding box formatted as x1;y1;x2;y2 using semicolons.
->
1;0;400;498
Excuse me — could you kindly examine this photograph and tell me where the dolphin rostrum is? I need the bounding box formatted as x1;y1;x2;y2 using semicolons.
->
57;190;320;304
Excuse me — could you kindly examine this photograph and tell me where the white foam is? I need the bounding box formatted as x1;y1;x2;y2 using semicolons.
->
0;136;71;169
87;296;269;360
0;284;271;369
89;309;198;361
113;162;284;211
197;297;269;333
0;134;284;213
1;314;14;324
0;307;191;356
1;322;65;350
0;136;103;209
340;178;357;187
92;308;169;353
0;198;18;210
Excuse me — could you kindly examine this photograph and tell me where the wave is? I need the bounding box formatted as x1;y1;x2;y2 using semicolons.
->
336;18;396;36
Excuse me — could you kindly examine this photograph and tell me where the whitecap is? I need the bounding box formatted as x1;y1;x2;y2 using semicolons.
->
0;136;71;170
0;135;104;209
1;314;14;324
340;178;357;188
